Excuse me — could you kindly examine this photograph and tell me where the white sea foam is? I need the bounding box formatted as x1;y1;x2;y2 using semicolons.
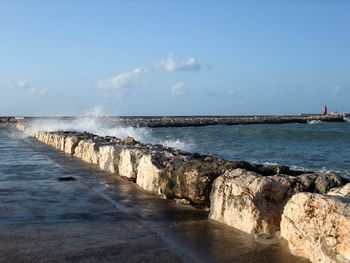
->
307;120;322;124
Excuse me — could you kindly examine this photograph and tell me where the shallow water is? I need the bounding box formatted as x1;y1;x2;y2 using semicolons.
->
149;122;350;177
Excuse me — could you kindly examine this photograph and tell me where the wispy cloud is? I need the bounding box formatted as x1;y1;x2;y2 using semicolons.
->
157;54;201;72
332;86;341;99
97;68;148;95
171;82;187;96
17;79;47;96
17;79;30;89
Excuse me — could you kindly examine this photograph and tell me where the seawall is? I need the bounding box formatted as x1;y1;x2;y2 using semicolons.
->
16;114;349;128
17;124;350;263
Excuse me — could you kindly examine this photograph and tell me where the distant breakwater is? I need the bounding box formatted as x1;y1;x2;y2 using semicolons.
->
15;123;350;263
15;114;349;128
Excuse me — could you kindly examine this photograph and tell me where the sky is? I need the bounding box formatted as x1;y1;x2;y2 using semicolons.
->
1;0;349;116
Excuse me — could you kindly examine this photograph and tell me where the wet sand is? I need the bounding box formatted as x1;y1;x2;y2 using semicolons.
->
0;129;309;263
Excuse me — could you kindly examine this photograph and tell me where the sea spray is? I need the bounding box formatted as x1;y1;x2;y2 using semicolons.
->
23;117;193;151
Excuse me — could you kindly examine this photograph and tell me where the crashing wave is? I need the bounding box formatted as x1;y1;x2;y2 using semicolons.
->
307;120;322;124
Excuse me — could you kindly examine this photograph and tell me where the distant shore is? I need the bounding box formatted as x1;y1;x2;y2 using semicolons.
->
4;113;350;128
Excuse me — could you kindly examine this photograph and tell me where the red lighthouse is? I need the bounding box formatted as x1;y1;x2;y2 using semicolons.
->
323;105;328;116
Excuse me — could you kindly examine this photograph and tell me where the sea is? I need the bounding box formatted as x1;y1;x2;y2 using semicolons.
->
150;122;350;178
22;117;350;178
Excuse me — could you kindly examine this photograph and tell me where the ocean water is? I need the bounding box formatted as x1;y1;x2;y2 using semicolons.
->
148;122;350;178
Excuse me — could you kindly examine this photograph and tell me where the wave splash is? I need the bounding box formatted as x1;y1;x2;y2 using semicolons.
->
23;106;193;151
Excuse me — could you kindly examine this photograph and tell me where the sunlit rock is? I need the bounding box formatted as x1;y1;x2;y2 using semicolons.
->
281;192;350;263
209;169;294;234
208;169;345;235
99;145;122;174
328;183;350;198
74;139;100;164
119;147;144;180
136;151;234;208
137;153;163;194
64;135;81;155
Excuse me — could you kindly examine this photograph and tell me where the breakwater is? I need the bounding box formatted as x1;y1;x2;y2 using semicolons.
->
116;114;348;127
17;124;350;263
17;114;349;128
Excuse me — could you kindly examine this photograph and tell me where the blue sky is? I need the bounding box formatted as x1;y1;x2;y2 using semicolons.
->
1;0;349;116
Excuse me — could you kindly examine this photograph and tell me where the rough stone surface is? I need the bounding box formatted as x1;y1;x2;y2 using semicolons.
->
315;174;344;194
121;136;138;146
98;145;122;174
74;139;101;165
280;193;350;263
136;151;236;208
64;135;81;155
119;147;144;180
208;169;345;235
328;183;350;198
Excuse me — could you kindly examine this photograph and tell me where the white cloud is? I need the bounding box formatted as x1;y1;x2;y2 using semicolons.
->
16;79;47;96
97;68;148;94
171;82;187;96
17;79;29;89
158;54;201;72
332;86;341;99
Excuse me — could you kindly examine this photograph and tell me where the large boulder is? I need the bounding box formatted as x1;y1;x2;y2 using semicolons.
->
64;135;82;155
51;133;66;151
74;139;101;165
280;193;350;263
209;169;293;234
136;152;234;208
119;147;145;180
99;145;122;174
137;153;163;194
208;170;344;235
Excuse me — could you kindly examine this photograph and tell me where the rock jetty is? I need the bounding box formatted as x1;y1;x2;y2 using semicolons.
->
16;114;349;129
115;114;348;127
18;126;350;263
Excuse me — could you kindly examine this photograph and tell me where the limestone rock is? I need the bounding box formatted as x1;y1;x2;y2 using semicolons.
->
119;147;144;180
74;139;100;164
99;145;122;174
209;169;293;234
64;135;81;155
280;193;350;263
137;153;163;194
208;169;345;235
136;151;234;208
328;183;350;198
